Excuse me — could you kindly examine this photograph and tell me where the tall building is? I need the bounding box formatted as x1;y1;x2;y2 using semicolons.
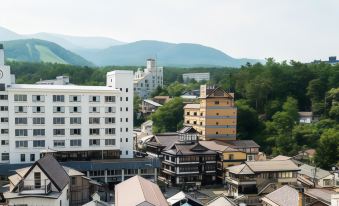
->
133;59;163;99
184;85;237;140
0;44;134;165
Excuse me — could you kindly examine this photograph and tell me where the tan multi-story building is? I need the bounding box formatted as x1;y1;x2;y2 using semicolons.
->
184;85;237;140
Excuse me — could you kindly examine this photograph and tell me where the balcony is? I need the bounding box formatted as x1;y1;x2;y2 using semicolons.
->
18;180;52;195
225;176;256;185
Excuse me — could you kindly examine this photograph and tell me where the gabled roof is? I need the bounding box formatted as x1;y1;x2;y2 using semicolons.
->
206;195;237;206
261;185;299;206
305;188;336;205
243;160;299;173
143;99;162;107
164;142;217;156
200;141;240;153
222;140;260;148
271;155;292;161
206;87;234;99
299;164;332;180
146;133;179;150
24;154;69;191
177;126;198;134
115;175;167;206
167;191;204;206
227;164;254;175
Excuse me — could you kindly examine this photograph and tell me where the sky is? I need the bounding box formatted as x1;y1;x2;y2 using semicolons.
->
0;0;338;62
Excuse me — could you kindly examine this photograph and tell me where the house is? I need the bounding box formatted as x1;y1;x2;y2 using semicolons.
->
3;154;99;206
200;141;247;183
304;188;337;206
223;140;260;161
261;185;301;206
298;164;334;188
206;195;237;206
82;193;111;206
142;99;162;115
133;59;163;99
225;160;300;203
298;111;318;123
153;96;171;105
114;175;167;206
167;191;204;206
184;85;237;140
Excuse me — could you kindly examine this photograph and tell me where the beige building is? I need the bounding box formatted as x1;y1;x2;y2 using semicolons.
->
184;85;237;140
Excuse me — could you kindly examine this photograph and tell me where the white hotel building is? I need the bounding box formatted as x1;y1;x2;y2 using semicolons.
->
0;45;134;165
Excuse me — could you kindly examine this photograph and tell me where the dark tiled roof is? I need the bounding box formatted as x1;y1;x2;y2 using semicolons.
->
222;140;260;148
164;143;217;155
177;126;198;134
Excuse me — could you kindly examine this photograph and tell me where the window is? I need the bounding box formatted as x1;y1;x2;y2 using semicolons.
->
30;154;35;162
20;154;25;162
15;129;28;136
33;117;45;125
89;117;100;124
105;117;115;124
70;106;81;113
32;95;44;102
126;128;129;132
70;117;81;124
193;121;197;125
54;140;65;147
53;117;65;124
53;106;65;113
215;101;219;105
105;128;115;135
194;112;197;116
125;107;128;111
105;107;115;113
126;138;128;142
53;95;64;102
126;118;128;122
126;97;128;101
1;153;9;161
126;151;128;155
1;140;8;145
53;129;65;136
16;141;28;148
89;139;100;146
186;112;190;115
14;106;27;113
1;117;8;123
15;117;27;124
33;129;45;136
0;95;8;100
105;96;115;102
32;106;45;113
70;129;81;135
89;96;100;102
126;88;128;92
0;106;8;111
33;140;45;147
229;154;234;160
89;107;99;113
14;94;27;102
71;177;77;185
105;139;116;146
69;95;80;102
70;139;81;147
34;172;41;188
1;129;8;134
216;122;219;125
89;128;100;135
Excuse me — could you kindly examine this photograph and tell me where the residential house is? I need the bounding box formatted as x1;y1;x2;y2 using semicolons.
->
167;191;204;206
200;141;246;183
304;188;337;206
153;96;171;105
298;164;334;188
261;185;302;206
298;111;318;123
206;195;237;206
184;85;237;140
142;99;162;115
225;160;300;204
223;140;260;161
114;175;167;206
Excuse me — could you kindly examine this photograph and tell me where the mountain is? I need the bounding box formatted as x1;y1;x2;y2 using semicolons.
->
3;39;94;66
80;40;261;67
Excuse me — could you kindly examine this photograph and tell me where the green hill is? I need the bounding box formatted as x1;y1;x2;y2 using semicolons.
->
2;39;94;66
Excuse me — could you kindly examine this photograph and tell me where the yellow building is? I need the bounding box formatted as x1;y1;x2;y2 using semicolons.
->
184;85;237;140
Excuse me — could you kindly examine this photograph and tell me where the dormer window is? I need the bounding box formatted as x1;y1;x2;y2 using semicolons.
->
34;172;41;189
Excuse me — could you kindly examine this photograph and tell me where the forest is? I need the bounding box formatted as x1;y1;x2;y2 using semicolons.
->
7;60;339;169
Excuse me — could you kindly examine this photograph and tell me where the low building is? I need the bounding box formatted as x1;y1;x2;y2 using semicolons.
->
36;76;72;85
114;175;167;206
305;188;337;206
142;99;162;115
3;154;99;206
200;141;247;183
225;160;300;200
167;191;204;206
182;73;210;83
153;96;171;105
261;185;301;206
206;195;237;206
298;111;318;123
298;164;334;188
223;140;260;161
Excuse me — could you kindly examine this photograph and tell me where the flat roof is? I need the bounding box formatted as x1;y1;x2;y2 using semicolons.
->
8;84;119;92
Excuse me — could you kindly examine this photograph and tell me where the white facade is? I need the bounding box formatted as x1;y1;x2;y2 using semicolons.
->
133;59;163;99
0;46;134;164
182;73;210;83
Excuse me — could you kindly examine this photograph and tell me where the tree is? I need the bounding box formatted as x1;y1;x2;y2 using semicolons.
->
236;100;263;139
151;97;184;133
314;129;339;170
282;97;299;122
133;95;144;126
167;82;187;97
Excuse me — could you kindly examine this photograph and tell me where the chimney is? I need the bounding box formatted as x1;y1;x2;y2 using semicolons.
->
0;44;4;66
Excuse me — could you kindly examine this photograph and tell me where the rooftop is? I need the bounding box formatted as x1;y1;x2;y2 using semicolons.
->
200;141;239;152
305;188;336;204
8;84;118;92
184;103;200;109
246;160;299;172
143;99;163;107
299;164;332;180
271;155;292;161
206;195;237;206
261;185;299;206
221;140;260;149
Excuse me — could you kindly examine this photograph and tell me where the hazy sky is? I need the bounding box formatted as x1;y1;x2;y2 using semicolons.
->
1;0;338;62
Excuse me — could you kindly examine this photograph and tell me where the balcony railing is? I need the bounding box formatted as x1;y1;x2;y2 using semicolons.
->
18;180;52;195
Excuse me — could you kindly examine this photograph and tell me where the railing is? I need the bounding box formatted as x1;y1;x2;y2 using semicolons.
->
18;180;52;195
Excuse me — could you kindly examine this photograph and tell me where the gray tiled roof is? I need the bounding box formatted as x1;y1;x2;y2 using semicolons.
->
262;185;299;206
305;188;336;204
246;160;299;172
222;140;260;148
299;164;332;180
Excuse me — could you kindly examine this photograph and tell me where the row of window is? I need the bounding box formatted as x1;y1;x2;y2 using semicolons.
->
12;95;117;103
14;128;117;136
10;117;117;125
15;139;117;148
12;106;117;113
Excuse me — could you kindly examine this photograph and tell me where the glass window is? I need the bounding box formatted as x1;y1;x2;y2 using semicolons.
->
15;129;28;136
105;139;115;145
32;95;45;102
1;153;9;161
89;139;100;146
53;95;64;102
54;140;65;147
33;140;45;147
16;141;28;148
105;96;116;102
70;117;81;124
70;139;81;147
14;94;27;102
89;96;100;102
69;95;81;102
